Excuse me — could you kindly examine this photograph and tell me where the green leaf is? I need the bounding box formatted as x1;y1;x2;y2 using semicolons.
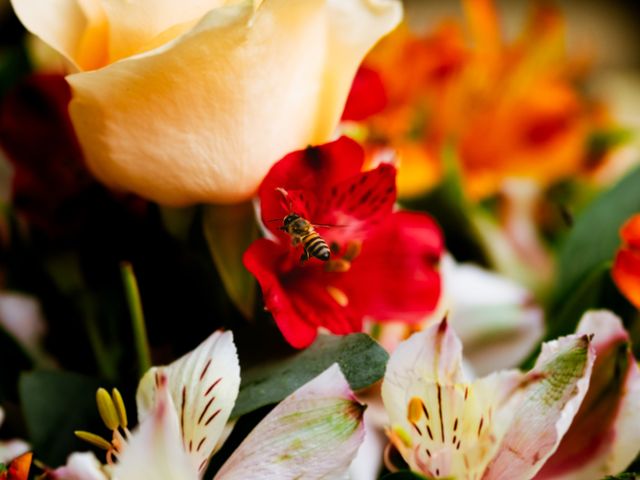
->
551;166;640;314
202;202;258;319
19;370;102;466
602;474;639;480
231;333;388;418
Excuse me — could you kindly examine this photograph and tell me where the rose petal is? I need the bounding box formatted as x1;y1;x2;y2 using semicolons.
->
214;364;365;479
136;330;240;474
115;374;198;480
66;0;402;205
534;310;640;479
9;0;85;68
482;334;595;480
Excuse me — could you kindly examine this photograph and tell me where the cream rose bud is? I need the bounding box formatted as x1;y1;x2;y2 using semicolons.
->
10;0;402;205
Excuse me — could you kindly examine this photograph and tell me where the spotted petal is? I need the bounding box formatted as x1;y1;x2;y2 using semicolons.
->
382;320;529;479
136;330;240;475
483;333;595;480
115;374;198;480
214;364;365;479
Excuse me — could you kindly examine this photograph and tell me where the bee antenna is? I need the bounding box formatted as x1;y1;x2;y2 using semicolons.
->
265;218;282;223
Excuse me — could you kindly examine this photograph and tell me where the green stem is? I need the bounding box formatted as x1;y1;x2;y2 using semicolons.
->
80;295;117;381
120;262;152;377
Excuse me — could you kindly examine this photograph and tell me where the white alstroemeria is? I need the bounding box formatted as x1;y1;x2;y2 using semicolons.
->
382;319;595;479
440;255;544;375
0;406;30;464
56;332;365;480
213;364;365;479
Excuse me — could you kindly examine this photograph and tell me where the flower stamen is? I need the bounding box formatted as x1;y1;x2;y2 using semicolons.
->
75;387;131;464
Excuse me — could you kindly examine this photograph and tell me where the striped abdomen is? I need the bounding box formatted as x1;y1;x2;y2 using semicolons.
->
301;231;330;261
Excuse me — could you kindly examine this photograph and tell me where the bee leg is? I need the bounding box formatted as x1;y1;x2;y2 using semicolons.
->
300;250;309;263
330;242;340;255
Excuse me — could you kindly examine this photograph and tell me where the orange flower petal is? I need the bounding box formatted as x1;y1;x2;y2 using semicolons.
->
620;214;640;251
612;248;640;309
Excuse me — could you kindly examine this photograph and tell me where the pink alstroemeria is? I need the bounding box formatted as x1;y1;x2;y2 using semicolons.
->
534;310;640;479
54;332;365;480
381;318;595;479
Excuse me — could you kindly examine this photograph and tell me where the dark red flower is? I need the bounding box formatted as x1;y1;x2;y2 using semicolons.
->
243;136;443;348
0;74;146;236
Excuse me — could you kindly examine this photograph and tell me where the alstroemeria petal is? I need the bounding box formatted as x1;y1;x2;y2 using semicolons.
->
612;248;640;309
483;334;595;480
9;0;85;68
53;452;108;480
214;364;365;480
243;239;360;348
341;211;443;323
534;311;640;480
66;0;402;205
442;257;544;375
136;330;240;475
115;375;198;480
382;321;529;478
259;136;367;240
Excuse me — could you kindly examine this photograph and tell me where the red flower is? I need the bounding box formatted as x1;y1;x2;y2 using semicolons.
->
243;136;443;348
612;214;640;308
342;66;387;122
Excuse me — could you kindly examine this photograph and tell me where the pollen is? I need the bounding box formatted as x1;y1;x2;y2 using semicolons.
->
325;258;351;272
343;240;362;261
97;388;120;431
326;285;349;307
407;397;424;423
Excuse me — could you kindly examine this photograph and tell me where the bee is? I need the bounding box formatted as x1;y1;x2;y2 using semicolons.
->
280;213;331;262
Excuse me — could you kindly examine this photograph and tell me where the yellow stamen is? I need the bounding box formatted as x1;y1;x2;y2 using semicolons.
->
96;388;120;431
407;397;424;423
343;240;362;262
75;431;112;451
326;286;349;307
111;388;128;429
325;259;351;272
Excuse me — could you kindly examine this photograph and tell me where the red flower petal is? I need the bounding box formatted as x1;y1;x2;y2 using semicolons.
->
259;137;365;239
342;66;388;122
338;211;443;322
318;164;396;244
243;239;361;348
612;248;640;309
